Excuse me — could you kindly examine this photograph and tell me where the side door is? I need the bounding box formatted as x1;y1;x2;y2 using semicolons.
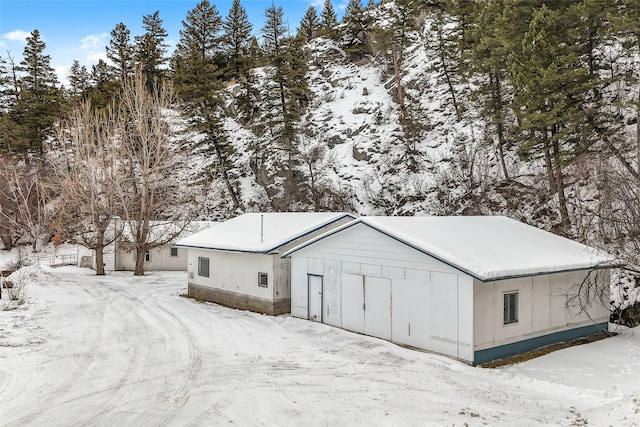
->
308;275;323;322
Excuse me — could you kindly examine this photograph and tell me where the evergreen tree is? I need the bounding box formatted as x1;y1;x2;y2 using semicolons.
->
261;4;311;208
298;6;320;41
222;0;253;78
67;59;91;98
508;4;600;231
0;54;20;153
320;0;339;39
459;0;512;179
342;0;371;55
172;0;241;210
106;22;134;82
262;3;287;57
134;11;168;85
11;30;62;154
88;59;118;109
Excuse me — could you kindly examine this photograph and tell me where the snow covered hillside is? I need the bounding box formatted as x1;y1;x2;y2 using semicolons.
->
1;265;639;426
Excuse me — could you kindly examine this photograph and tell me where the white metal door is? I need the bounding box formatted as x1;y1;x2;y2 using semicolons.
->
341;273;365;333
308;275;323;322
364;276;392;340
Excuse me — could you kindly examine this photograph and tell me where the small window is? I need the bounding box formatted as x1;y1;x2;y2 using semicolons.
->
198;257;210;277
170;247;178;257
503;292;518;324
258;272;268;288
144;251;151;262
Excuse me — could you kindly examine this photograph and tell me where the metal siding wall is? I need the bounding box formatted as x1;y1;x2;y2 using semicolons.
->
290;256;308;318
391;277;430;349
473;279;495;347
457;275;474;361
322;259;342;327
289;224;475;363
532;275;551;331
341;273;365;333
473;269;610;358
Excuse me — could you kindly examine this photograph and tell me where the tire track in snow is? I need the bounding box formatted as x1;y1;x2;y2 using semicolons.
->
4;286;107;427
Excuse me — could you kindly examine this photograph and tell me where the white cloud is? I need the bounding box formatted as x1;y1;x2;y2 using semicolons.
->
309;0;324;8
55;64;70;87
2;29;30;43
79;33;108;65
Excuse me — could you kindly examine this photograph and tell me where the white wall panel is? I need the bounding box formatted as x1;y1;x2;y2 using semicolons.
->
290;256;308;318
364;276;391;340
341;273;365;333
323;260;342;327
392;277;430;348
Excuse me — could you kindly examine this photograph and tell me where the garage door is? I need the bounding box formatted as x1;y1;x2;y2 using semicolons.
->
340;273;391;340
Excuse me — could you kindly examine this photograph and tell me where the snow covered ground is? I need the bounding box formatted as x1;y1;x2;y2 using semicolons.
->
1;263;639;426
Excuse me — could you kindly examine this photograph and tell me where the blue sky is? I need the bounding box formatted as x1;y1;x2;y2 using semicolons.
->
0;0;348;86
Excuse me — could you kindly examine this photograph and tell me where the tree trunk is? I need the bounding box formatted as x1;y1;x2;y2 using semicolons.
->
636;99;640;174
95;228;106;276
543;137;556;196
213;143;241;211
492;73;509;181
552;139;571;232
134;248;145;276
392;50;404;109
437;28;461;121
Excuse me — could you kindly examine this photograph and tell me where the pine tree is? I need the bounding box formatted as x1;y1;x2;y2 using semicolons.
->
172;0;241;210
106;22;134;82
12;30;62;154
460;0;512;179
0;54;20;153
67;60;91;98
508;4;599;231
342;0;371;55
262;4;287;58
134;11;168;85
320;0;339;39
88;59;118;109
298;6;320;41
261;4;311;208
222;0;253;79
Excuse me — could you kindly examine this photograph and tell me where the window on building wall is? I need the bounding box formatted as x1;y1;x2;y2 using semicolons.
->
170;247;178;257
258;272;268;288
503;292;518;324
144;251;151;262
198;257;210;277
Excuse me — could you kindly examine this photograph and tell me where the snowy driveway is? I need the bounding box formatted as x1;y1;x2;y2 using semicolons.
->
1;267;639;426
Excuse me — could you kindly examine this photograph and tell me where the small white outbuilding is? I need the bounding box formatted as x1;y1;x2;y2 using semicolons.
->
283;216;616;365
176;212;355;315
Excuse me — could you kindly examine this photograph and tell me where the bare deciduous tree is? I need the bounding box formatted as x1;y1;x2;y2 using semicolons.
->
298;136;337;211
0;157;51;252
117;70;198;276
51;100;123;275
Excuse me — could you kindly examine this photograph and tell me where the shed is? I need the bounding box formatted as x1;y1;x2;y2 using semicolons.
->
87;219;215;272
176;212;355;315
283;216;616;365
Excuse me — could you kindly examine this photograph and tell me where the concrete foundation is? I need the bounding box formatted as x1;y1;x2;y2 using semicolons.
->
188;283;290;316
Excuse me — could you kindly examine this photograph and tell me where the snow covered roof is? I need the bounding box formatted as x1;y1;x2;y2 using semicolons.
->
283;216;617;281
176;212;355;254
117;220;217;244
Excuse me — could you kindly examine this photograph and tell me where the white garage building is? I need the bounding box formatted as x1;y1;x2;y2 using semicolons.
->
176;212;354;315
283;216;615;365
